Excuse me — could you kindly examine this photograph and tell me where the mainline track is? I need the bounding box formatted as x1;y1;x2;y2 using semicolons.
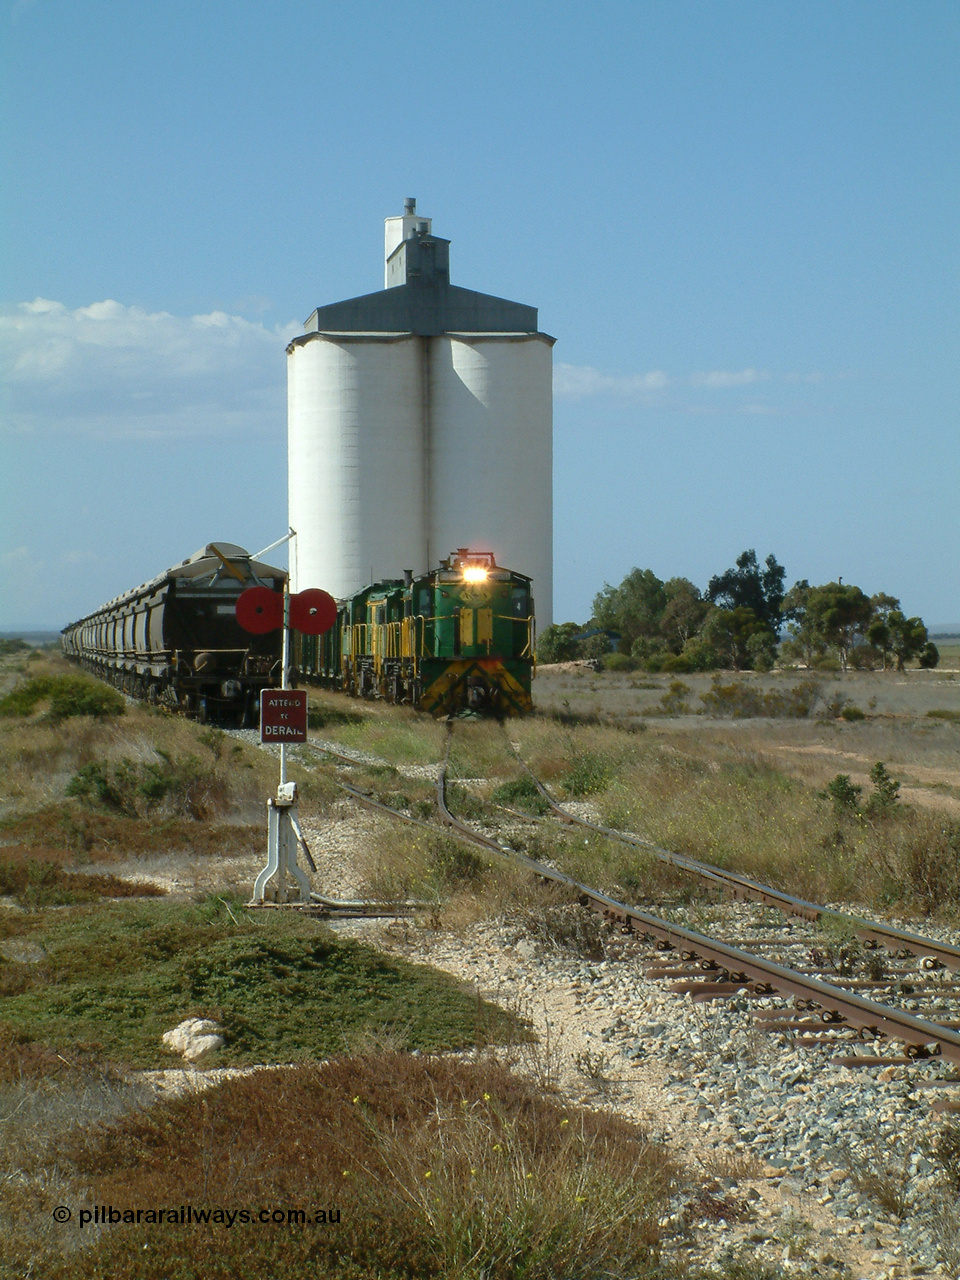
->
308;728;960;1069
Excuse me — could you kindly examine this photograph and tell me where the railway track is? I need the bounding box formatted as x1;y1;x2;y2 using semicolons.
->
507;746;960;976
302;726;960;1077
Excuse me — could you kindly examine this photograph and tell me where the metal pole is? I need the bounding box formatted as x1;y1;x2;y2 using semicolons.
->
280;575;290;788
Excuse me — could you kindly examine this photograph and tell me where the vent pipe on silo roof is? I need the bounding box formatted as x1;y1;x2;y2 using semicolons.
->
404;197;416;215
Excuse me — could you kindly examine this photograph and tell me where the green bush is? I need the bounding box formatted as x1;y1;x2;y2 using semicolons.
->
535;622;583;664
919;641;940;669
0;675;125;720
602;653;638;673
848;643;881;671
821;773;863;815
66;752;219;820
746;631;778;673
869;761;901;812
660;653;694;673
490;776;550;815
840;704;865;721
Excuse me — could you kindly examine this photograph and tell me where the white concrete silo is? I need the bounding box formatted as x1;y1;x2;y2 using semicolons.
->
287;200;554;623
287;333;425;599
428;334;553;622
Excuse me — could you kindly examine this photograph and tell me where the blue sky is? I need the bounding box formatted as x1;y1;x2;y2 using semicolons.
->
2;0;957;629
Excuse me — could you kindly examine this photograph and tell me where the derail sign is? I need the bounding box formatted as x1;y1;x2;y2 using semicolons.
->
260;690;308;744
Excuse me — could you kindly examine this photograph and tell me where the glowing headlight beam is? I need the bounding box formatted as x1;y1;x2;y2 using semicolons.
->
462;566;488;583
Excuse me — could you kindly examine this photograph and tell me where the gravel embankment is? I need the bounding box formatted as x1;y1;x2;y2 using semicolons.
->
330;907;959;1279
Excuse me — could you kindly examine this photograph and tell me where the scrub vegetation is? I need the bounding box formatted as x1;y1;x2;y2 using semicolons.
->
0;652;288;904
505;713;960;916
2;1054;680;1280
0;896;518;1067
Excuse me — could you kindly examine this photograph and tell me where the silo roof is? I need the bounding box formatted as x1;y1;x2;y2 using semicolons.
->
300;281;540;339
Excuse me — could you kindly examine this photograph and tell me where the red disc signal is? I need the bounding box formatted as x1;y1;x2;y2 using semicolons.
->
290;588;337;635
235;586;283;634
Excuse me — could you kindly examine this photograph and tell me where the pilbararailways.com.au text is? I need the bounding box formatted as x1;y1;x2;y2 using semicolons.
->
54;1205;341;1229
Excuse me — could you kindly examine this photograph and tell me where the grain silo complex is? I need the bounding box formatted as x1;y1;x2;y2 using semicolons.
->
287;200;555;624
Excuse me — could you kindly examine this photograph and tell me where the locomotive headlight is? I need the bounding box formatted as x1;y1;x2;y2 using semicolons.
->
462;566;488;583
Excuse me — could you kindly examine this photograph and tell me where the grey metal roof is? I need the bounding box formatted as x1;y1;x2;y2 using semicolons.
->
298;229;541;339
300;282;538;339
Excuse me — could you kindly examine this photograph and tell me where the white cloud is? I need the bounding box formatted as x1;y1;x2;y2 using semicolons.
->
553;362;781;399
554;362;670;398
1;298;300;437
691;368;768;388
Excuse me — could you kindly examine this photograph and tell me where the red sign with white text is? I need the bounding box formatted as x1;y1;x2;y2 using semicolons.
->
260;689;308;744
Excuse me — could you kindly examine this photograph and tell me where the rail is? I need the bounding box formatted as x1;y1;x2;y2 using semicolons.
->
508;747;960;974
303;729;960;1066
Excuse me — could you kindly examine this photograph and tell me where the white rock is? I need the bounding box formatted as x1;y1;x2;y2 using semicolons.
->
161;1018;224;1066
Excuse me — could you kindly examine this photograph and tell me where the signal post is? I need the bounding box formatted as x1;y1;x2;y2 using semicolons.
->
235;532;336;906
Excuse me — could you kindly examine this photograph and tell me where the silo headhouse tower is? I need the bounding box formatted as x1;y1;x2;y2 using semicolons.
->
287;199;554;625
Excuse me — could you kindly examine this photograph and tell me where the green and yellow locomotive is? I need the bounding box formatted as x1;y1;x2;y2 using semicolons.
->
294;550;534;715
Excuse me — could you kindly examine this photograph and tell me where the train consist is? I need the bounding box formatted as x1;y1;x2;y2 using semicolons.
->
61;543;285;724
295;549;535;716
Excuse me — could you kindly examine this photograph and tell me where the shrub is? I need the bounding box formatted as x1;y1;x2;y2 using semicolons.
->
660;653;694;673
602;652;638;672
678;635;722;671
700;680;763;718
927;709;960;722
746;631;777;673
565;753;613;796
840;704;865;721
49;1055;675;1280
919;641;940;669
66;753;222;820
0;856;163;909
658;679;692;715
930;1118;960;1194
819;692;845;720
700;678;821;719
869;761;901;812
821;774;863;815
0;675;125;720
535;622;583;664
490;776;550;815
848;643;881;671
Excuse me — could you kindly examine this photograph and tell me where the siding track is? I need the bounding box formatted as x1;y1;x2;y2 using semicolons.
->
306;727;960;1071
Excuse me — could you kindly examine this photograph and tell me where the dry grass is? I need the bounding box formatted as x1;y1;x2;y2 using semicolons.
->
0;654;315;904
306;688;447;764
510;713;960;917
2;1053;676;1280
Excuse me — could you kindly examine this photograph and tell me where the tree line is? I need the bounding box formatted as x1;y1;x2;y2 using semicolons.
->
538;550;939;674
